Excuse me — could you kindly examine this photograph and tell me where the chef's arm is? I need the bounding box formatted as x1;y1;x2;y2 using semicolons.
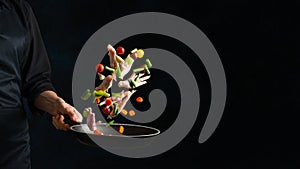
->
34;90;82;122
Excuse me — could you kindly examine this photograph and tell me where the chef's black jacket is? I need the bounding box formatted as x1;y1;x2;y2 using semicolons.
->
0;0;55;168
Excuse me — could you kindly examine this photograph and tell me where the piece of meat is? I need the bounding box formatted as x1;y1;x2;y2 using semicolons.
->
107;44;119;69
118;72;150;89
111;90;125;102
86;107;96;131
118;52;139;79
119;61;132;80
95;75;113;92
117;90;136;113
107;90;136;119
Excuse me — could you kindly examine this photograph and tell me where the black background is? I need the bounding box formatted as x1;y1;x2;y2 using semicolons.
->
26;0;298;168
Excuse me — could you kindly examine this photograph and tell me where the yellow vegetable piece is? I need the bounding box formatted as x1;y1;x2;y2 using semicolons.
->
137;49;144;58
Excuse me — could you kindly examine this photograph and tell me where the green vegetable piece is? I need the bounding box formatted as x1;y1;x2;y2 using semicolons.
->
144;64;150;74
134;74;141;81
105;66;115;72
131;48;138;53
94;90;107;97
83;109;89;118
125;55;134;65
145;58;152;68
92;95;96;103
112;92;122;97
129;79;137;89
132;80;137;88
106;120;115;127
113;103;119;115
80;89;91;101
133;67;144;73
116;66;122;79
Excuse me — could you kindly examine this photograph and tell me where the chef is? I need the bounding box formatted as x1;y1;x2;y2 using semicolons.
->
0;0;82;168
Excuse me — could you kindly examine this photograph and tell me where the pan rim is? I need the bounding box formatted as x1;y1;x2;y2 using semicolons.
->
70;123;160;138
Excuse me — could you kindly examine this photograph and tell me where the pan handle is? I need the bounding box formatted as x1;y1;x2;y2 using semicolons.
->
63;114;80;126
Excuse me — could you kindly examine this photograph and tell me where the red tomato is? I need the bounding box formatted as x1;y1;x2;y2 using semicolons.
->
102;106;111;115
136;97;143;103
96;64;104;73
116;46;125;55
105;99;113;106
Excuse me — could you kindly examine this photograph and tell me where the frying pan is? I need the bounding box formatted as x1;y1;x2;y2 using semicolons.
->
64;116;160;148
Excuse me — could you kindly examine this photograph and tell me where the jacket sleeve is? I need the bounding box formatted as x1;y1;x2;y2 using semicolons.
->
21;1;56;114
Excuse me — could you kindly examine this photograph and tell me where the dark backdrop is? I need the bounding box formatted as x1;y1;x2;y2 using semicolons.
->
26;0;298;169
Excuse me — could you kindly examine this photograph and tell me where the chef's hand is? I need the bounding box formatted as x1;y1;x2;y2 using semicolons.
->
34;90;83;131
51;100;82;131
52;114;69;131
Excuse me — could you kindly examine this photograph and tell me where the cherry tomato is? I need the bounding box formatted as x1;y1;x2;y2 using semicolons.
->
105;99;113;106
102;106;111;115
116;46;125;55
96;64;104;73
136;97;143;103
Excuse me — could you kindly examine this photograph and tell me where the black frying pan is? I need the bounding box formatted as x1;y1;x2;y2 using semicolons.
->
64;116;160;148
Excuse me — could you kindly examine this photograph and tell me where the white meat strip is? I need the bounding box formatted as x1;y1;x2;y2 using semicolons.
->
118;52;138;79
118;72;150;89
108;90;136;119
117;90;136;113
111;90;125;102
95;75;113;92
86;107;96;131
107;44;119;69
